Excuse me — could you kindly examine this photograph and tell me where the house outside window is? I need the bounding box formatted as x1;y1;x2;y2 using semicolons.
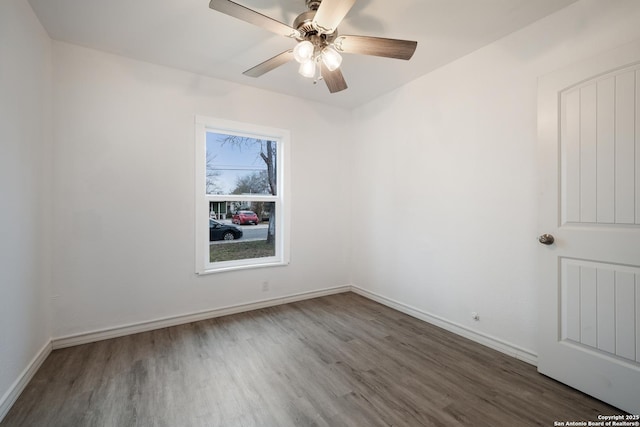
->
195;116;290;274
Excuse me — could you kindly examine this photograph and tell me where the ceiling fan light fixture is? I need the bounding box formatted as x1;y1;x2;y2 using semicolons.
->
209;0;417;94
298;59;316;78
293;40;314;63
321;46;342;71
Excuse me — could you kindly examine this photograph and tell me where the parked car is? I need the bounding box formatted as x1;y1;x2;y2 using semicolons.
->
232;210;259;225
209;219;243;241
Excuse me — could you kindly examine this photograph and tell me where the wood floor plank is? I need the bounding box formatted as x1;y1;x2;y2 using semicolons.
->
1;292;623;426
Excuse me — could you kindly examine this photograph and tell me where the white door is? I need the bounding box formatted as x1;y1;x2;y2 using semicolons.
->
538;39;640;414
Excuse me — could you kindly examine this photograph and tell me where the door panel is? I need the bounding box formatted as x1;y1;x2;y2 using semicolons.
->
560;258;639;362
538;39;640;414
561;69;640;226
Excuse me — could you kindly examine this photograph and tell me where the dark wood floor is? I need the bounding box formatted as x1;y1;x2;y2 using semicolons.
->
2;292;622;426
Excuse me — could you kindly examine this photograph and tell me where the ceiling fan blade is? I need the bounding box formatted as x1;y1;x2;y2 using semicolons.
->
334;35;417;60
312;0;356;34
243;50;294;77
209;0;300;38
321;63;348;93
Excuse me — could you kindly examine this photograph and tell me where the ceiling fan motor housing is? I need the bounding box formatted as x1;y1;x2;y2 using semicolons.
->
305;0;321;11
293;10;337;46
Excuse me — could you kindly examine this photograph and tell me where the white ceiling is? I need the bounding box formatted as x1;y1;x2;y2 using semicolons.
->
28;0;578;109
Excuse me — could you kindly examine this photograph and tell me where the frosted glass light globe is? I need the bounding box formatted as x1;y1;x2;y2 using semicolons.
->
298;59;316;78
321;46;342;71
293;41;314;63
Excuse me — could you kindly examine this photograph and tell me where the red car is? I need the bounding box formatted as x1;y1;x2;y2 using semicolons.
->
232;210;259;225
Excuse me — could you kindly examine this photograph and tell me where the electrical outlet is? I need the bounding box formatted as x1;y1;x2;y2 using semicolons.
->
262;281;270;292
471;312;480;321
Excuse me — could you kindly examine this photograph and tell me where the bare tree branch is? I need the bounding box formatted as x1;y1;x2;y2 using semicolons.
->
219;135;278;244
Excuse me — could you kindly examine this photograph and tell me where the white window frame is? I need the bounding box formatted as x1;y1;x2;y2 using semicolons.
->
195;116;290;274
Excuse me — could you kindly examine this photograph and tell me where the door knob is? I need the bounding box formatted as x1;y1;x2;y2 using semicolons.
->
538;234;555;245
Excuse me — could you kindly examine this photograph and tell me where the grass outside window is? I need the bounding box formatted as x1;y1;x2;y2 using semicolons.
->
210;240;275;263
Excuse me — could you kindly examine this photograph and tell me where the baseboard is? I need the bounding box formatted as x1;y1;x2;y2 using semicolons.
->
350;285;538;366
52;284;537;364
0;340;52;423
52;285;352;349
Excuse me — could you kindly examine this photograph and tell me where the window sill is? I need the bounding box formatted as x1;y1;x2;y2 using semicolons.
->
196;259;289;275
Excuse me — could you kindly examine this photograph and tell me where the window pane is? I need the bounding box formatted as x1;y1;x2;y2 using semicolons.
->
208;202;276;263
206;132;277;196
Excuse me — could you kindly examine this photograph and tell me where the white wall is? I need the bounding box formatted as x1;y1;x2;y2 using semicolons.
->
50;42;353;338
350;0;640;356
0;0;52;413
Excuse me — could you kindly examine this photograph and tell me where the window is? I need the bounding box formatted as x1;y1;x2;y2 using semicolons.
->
195;116;290;274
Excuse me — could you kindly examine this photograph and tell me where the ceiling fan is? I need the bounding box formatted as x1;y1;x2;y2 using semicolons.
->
209;0;418;93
